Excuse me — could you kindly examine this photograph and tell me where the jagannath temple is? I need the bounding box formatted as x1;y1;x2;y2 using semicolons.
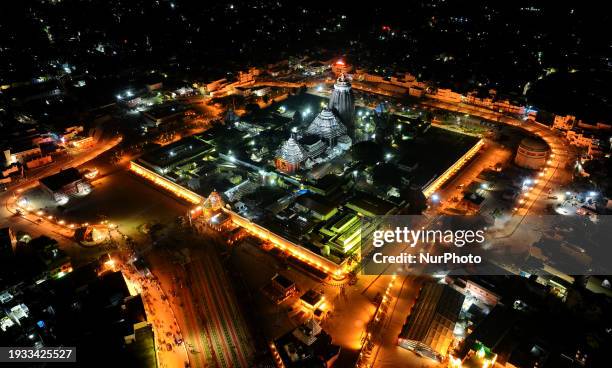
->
328;73;355;134
275;136;307;173
275;75;355;174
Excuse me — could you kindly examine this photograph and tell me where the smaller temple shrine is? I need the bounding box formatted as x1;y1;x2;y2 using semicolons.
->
275;137;307;174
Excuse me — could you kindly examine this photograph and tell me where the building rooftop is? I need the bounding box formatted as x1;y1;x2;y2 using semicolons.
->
300;289;323;308
138;136;213;172
306;108;347;140
272;274;295;290
519;137;549;152
295;193;337;217
142;102;185;120
299;134;322;146
276;137;306;164
399;283;464;359
346;192;396;217
39;168;82;192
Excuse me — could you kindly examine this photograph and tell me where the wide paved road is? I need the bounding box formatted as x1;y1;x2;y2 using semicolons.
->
420;100;573;226
157;246;254;368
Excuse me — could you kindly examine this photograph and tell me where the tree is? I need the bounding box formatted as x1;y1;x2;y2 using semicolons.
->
292;110;303;125
351;141;383;165
372;163;402;187
582;158;612;198
245;103;260;113
399;188;427;214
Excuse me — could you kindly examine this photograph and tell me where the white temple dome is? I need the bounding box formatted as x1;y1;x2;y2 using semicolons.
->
276;137;306;164
306;108;347;140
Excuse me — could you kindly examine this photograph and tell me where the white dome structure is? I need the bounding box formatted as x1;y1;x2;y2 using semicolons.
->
275;137;306;173
276;137;306;164
306;108;347;141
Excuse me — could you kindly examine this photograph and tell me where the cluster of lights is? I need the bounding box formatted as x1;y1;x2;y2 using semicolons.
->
116;90;134;100
84;168;99;179
269;342;286;368
15;203;100;231
449;355;462;368
449;345;497;368
515;151;557;212
356;274;397;368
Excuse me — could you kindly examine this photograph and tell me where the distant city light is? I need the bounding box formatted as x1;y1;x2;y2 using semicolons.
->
17;198;28;207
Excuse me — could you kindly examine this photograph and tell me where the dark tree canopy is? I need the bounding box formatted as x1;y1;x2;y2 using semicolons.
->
400;188;428;214
292;110;303;125
583;158;612;198
245;103;260;112
351;141;383;165
372;163;402;188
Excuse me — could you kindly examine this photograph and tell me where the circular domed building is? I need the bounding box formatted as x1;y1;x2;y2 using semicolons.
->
515;136;550;169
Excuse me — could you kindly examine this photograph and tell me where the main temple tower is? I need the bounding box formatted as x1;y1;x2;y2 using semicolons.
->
328;74;355;136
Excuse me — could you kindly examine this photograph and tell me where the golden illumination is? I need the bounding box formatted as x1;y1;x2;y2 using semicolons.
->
230;211;346;278
128;161;346;278
129;161;203;204
449;355;462;368
424;139;484;198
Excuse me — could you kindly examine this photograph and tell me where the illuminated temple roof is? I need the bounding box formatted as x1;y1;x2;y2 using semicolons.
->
306;108;347;140
333;73;352;92
276;137;306;164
